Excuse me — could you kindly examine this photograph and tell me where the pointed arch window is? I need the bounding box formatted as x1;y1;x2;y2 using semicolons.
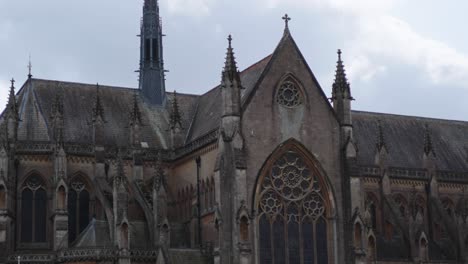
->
257;147;331;264
276;77;303;108
68;179;90;243
20;174;47;243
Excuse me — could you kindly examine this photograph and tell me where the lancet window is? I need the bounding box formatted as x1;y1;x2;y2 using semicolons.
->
257;147;331;264
20;174;47;243
68;178;91;242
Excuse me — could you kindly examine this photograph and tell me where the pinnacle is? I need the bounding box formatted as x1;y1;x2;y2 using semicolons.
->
423;124;435;156
376;120;387;153
169;91;182;130
7;78;18;118
93;83;105;122
332;49;352;100
224;35;238;74
130;91;142;126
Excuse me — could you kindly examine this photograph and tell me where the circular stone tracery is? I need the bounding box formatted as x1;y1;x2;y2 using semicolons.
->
276;80;303;108
259;150;326;220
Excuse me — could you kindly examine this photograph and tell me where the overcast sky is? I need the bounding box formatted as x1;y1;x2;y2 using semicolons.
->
1;0;467;121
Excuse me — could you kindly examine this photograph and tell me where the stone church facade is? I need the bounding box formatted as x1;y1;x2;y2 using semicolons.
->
0;1;467;264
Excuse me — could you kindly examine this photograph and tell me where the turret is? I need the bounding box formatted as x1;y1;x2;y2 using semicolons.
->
138;0;166;106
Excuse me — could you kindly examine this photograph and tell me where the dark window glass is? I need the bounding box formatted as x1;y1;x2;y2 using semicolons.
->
259;215;272;264
370;203;377;229
35;189;47;242
288;219;300;264
152;38;158;62
68;190;77;242
79;190;90;232
316;217;328;264
145;39;150;62
273;217;285;264
303;220;314;264
21;189;33;242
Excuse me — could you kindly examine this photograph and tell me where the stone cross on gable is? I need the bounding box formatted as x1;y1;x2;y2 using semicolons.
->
282;14;291;29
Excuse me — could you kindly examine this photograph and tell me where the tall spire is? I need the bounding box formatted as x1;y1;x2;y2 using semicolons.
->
423;124;435;156
139;0;166;106
332;49;352;100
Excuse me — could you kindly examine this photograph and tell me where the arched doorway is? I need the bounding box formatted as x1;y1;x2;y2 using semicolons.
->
255;141;335;264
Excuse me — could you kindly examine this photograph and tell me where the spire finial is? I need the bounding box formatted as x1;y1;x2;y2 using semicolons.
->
337;49;342;62
282;14;291;29
228;35;232;47
10;78;15;88
27;54;32;79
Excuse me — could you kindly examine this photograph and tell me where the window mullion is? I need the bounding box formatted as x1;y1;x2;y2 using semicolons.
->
313;221;317;264
32;191;35;242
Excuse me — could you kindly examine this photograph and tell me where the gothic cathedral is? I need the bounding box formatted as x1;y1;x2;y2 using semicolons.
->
0;1;467;264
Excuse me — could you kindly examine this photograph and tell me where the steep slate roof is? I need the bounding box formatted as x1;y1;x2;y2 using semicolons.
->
11;78;198;149
353;111;468;171
186;54;272;141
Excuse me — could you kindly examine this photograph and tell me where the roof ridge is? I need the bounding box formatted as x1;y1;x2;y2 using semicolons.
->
32;78;138;91
352;110;468;124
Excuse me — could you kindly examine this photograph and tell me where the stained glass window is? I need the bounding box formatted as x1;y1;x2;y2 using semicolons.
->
68;179;90;243
258;149;329;264
20;175;47;243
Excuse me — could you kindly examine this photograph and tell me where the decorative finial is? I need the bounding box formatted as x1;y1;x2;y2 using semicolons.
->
228;35;232;47
10;78;15;88
282;14;291;29
27;54;32;78
337;49;342;61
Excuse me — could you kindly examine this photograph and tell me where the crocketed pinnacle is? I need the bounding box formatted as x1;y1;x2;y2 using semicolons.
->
7;79;18;119
144;0;158;10
332;49;353;100
376;120;387;152
129;91;143;126
153;151;165;190
51;85;64;120
423;124;435;156
93;84;105;122
169;91;182;130
115;150;125;184
222;35;241;84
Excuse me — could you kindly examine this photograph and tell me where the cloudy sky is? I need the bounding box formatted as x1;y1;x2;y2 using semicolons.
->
0;0;467;121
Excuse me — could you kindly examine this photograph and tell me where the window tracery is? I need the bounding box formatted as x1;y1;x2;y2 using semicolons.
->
257;149;329;264
276;79;303;108
68;178;90;243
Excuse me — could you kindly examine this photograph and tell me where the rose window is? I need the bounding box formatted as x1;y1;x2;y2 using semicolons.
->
276;80;303;108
